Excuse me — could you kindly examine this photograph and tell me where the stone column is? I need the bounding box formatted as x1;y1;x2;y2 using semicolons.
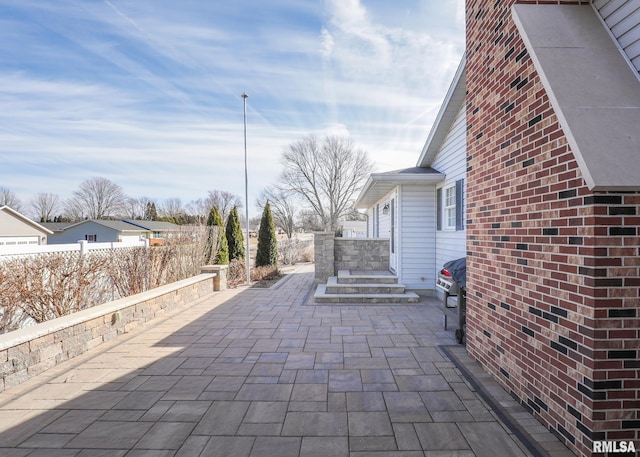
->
201;265;228;291
313;232;335;284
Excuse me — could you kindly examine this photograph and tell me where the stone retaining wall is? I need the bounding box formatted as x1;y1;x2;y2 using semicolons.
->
314;232;389;283
0;267;226;393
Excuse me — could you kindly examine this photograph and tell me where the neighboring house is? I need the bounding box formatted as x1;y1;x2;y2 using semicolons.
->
339;220;367;238
0;206;52;246
122;220;181;245
355;58;466;293
45;220;149;244
465;2;640;456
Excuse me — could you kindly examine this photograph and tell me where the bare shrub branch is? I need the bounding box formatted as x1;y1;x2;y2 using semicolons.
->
4;252;112;324
0;226;220;332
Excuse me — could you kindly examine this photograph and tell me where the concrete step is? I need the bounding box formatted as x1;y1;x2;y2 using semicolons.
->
326;276;406;294
337;269;398;284
314;284;420;304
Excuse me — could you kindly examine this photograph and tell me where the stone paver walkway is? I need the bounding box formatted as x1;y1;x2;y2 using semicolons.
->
0;264;574;456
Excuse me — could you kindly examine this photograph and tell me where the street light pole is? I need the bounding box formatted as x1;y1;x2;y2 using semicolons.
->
242;92;251;285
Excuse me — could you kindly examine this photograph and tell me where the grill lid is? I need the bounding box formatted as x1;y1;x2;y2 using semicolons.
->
443;257;466;288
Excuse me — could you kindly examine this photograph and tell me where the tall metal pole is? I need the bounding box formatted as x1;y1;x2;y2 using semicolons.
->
242;92;251;285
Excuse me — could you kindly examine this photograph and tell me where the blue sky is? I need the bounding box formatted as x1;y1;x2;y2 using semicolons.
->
0;0;465;217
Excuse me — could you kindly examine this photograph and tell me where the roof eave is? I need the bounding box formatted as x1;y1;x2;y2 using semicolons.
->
355;172;445;209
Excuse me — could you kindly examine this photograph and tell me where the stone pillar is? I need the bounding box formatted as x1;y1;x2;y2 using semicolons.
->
313;232;335;284
201;265;228;291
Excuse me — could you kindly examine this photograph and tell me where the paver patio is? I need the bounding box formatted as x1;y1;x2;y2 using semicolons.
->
0;263;574;456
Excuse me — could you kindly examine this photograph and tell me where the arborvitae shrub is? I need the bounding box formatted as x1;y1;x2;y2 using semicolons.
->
255;202;278;267
225;206;245;261
207;206;229;264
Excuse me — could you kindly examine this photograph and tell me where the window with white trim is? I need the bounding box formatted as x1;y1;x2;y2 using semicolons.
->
444;184;456;230
437;179;464;232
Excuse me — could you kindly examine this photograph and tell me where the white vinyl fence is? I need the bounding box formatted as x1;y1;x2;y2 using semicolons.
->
0;239;148;260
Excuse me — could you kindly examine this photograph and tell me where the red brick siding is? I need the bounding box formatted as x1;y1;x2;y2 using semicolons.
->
465;1;640;456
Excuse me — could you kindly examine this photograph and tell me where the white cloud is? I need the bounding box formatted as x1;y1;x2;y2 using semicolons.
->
0;0;464;216
320;28;335;60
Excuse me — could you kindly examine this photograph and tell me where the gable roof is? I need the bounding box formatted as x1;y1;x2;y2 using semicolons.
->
513;3;640;191
417;56;466;167
121;220;180;231
62;219;148;233
40;222;74;232
0;206;53;235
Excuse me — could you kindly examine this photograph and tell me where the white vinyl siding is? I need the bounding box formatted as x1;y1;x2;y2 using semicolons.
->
371;190;395;241
366;208;373;237
0;209;49;245
431;103;466;174
378;204;391;242
399;185;437;289
594;0;640;72
432;103;467;280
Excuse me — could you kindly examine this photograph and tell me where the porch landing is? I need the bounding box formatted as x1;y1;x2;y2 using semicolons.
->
313;270;420;304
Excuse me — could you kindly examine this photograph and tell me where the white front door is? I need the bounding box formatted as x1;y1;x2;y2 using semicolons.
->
389;198;397;273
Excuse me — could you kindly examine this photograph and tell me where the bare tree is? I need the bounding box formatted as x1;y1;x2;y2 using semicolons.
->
185;198;208;223
65;177;127;220
0;187;22;212
125;196;155;220
299;210;323;232
249;216;262;231
30;193;61;222
205;190;242;222
257;185;297;238
63;197;86;222
280;135;375;231
159;197;185;221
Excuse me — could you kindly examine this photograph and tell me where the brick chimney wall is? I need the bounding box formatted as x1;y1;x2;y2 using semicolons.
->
465;1;640;456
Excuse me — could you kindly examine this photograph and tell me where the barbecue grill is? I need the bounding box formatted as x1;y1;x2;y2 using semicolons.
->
436;257;466;344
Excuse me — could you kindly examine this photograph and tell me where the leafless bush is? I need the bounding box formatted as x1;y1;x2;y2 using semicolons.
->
228;261;280;288
251;265;280;282
171;225;219;280
301;243;314;262
107;246;149;297
227;259;247;288
0;225;220;333
1;252;112;326
107;226;219;297
0;267;25;333
278;238;313;265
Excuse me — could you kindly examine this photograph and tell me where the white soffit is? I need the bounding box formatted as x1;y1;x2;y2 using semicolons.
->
512;4;640;191
354;168;444;209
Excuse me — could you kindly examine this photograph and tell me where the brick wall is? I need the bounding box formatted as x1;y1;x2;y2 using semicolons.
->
465;1;640;456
